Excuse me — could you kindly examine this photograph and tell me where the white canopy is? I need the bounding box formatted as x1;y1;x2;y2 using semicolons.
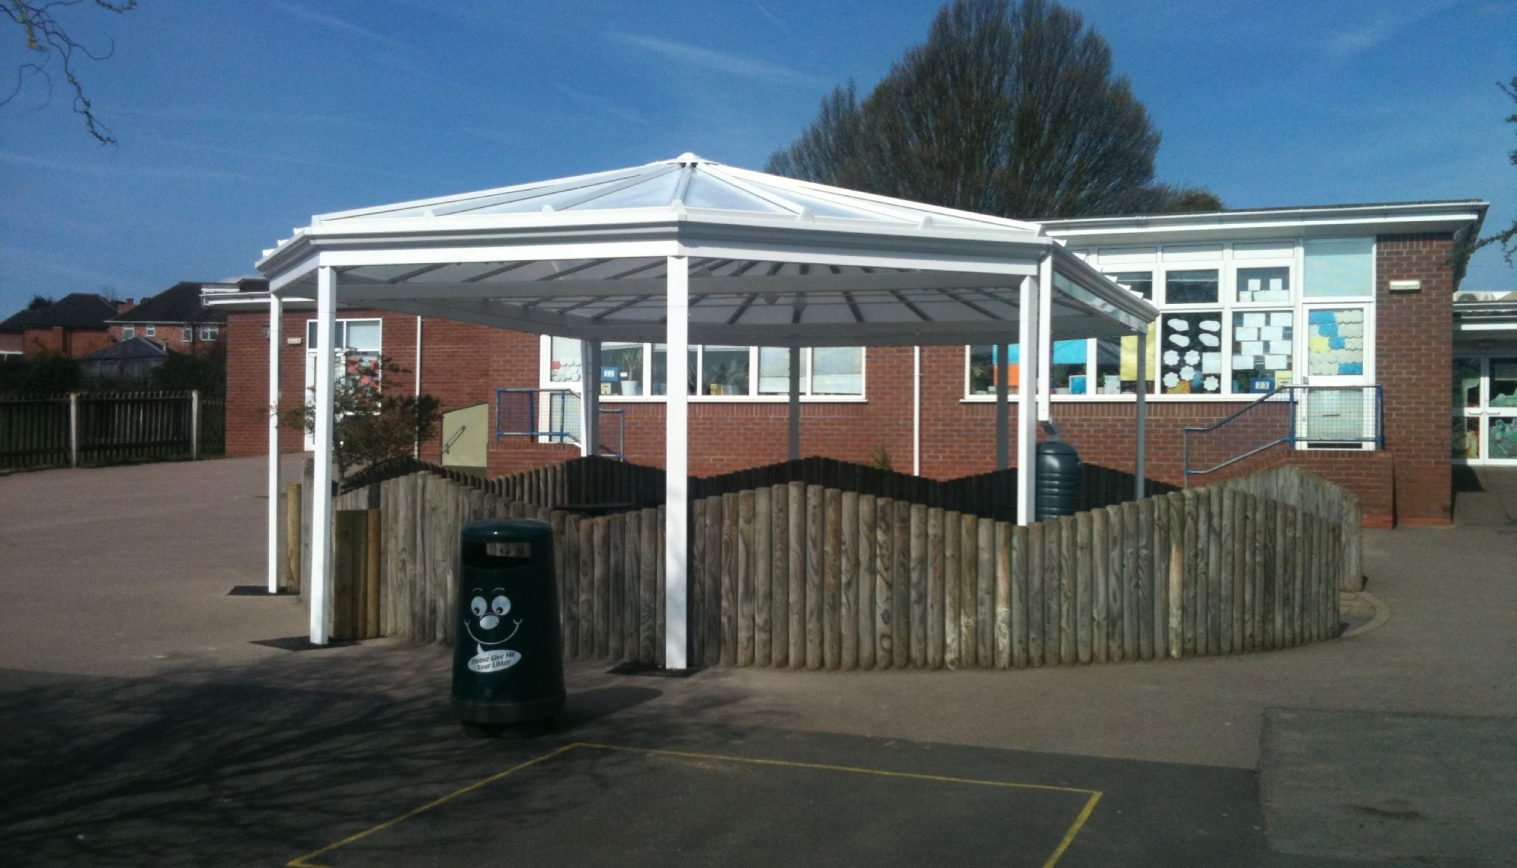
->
255;153;1158;663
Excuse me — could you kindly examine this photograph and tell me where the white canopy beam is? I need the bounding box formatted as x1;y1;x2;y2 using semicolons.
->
309;266;337;644
664;255;690;670
267;292;282;594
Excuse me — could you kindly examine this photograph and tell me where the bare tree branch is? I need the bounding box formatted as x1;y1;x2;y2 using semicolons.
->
2;0;138;144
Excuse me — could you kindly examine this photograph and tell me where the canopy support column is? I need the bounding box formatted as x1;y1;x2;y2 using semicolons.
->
580;339;600;457
1037;258;1054;424
309;266;337;645
267;292;282;594
1135;328;1148;499
664;255;690;670
1016;272;1043;525
995;342;1009;470
788;346;801;461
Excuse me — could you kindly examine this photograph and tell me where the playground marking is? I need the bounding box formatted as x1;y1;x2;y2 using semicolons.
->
287;741;1103;868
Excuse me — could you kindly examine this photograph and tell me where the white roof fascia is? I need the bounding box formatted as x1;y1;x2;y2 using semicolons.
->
1049;245;1158;332
1041;201;1488;244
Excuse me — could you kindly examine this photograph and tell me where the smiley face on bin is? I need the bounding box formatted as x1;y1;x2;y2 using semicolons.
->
465;587;523;673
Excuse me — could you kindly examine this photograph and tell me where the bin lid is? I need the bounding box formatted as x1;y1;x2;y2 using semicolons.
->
461;518;552;542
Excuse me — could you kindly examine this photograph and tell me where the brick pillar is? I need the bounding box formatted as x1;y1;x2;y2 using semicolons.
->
1375;233;1455;524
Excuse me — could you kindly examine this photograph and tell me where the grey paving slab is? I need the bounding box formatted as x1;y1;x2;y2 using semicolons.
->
1260;708;1517;866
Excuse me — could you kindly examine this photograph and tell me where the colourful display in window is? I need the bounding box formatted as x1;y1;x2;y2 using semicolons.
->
1160;313;1222;394
1231;311;1293;392
1306;309;1365;376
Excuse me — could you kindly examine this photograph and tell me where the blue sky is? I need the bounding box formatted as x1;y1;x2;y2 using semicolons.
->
1;0;1513;315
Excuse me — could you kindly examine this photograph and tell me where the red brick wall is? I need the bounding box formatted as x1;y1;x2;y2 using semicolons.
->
225;229;1458;527
22;326;113;358
109;323;223;354
1375;233;1455;524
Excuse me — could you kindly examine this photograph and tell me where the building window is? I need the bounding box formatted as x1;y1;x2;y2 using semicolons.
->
182;326;194;343
1159;312;1224;394
1230;310;1294;392
546;337;864;399
199;325;218;341
1108;271;1153;300
967;341;1090;395
1236;267;1290;303
144;324;156;338
1304;238;1374;298
123;325;135;339
1163;269;1219;305
1305;308;1367;377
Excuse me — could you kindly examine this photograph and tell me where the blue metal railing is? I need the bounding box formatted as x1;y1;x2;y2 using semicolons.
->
494;387;625;460
1183;384;1383;486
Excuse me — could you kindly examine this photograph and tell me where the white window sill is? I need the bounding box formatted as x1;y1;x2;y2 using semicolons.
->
595;394;868;404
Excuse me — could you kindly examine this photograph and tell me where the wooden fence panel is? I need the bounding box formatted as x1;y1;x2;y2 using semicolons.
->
1075;512;1092;664
1043;517;1062;665
738;489;755;667
976;517;995;669
755;486;773;668
1058;516;1076;665
1207;489;1223;656
943;510;961;670
858;495;877;671
958;514;978;668
840;491;859;671
806;485;824;670
994;521;1012;669
722;492;739;666
789;482;806;669
1181;489;1198;658
1010;524;1029;669
1027;520;1045;667
926;507;945;670
639;508;658;665
1166;493;1185;659
909;504;927;668
772;485;790;669
1091;507;1109;663
876;498;896;669
1136;497;1155;661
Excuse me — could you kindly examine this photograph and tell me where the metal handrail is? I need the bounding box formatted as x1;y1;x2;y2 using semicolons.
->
1182;385;1383;486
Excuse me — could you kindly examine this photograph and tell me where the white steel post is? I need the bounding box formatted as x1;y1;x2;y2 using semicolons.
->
995;342;1010;470
1016;274;1041;525
68;392;79;467
267;292;282;594
788;346;801;461
309;266;337;645
190;389;201;461
912;346;922;476
664;255;690;670
1135;328;1148;499
1037;255;1054;424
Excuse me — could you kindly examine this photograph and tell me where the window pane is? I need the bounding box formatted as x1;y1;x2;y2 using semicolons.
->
1491;358;1517;407
1453;416;1480;459
549;337;582;383
346;320;381;350
1093;325;1157;394
1305;308;1366;377
811;347;863;395
1454;357;1482;408
307;320;318;347
1164;269;1219;304
1231;310;1294;393
701;346;750;395
969;345;998;395
1160;312;1223;394
757;347;793;394
1304;238;1373;298
1492;418;1517;459
651;344;697;396
600;342;644;396
1236;266;1290;303
1049;341;1088;395
1107;271;1153;300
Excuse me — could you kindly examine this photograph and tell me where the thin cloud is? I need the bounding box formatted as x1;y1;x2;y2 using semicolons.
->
1325;0;1465;57
752;2;785;27
552;83;650;128
269;1;408;53
0;150;251;181
609;33;821;86
0;244;123;285
134;134;413;181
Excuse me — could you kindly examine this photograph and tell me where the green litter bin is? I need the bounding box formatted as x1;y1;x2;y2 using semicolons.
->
452;519;564;732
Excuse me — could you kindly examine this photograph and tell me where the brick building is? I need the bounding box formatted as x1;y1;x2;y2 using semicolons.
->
0;293;126;359
216;191;1488;529
107;279;249;352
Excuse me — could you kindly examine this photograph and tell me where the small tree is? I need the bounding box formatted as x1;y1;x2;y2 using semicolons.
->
282;351;442;481
1472;76;1517;266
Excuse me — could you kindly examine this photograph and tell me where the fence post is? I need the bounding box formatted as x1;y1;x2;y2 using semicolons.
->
68;392;80;467
190;389;201;461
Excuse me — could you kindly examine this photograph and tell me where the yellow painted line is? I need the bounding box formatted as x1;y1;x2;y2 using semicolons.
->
285;742;580;867
1042;789;1103;868
288;740;1104;867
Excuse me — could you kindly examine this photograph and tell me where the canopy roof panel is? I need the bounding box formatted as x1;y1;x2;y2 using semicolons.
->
256;154;1157;347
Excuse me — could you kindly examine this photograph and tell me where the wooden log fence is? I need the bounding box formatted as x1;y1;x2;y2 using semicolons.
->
306;458;1356;670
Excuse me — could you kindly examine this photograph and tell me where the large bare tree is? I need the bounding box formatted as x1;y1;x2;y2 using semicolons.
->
3;0;138;144
768;0;1218;218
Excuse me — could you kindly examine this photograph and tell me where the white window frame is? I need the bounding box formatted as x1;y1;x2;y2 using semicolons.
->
962;238;1377;403
303;317;384;451
200;325;219;341
122;325;135;339
539;336;867;403
144;324;156;338
182;326;194;343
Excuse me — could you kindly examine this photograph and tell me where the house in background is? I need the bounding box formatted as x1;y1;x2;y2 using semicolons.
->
0;293;129;359
209;163;1492;529
78;336;171;384
107;280;254;352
